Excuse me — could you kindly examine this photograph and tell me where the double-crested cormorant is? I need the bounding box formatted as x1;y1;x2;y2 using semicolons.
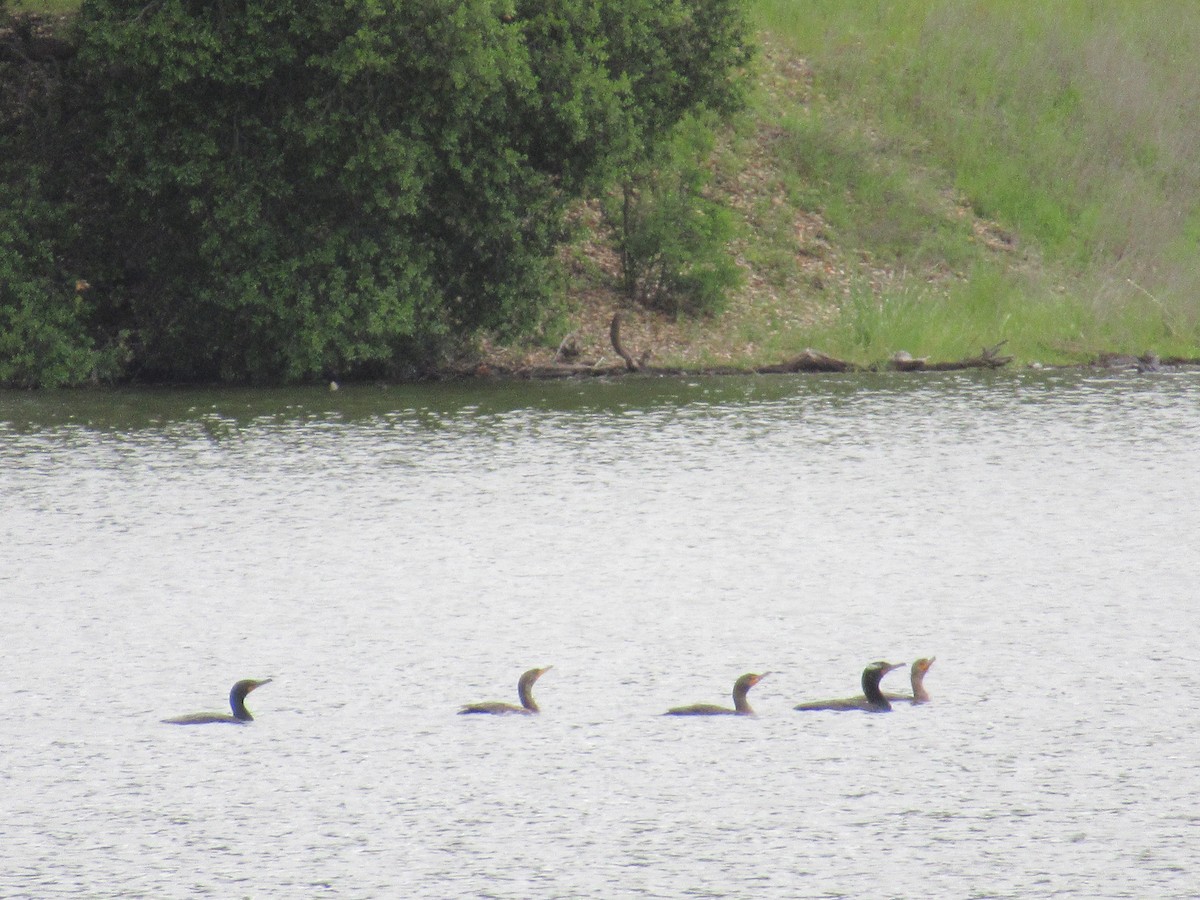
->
665;672;768;716
459;666;551;715
793;661;904;712
884;657;935;704
162;678;272;725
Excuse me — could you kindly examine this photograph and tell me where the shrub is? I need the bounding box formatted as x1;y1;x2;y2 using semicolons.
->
606;116;743;316
48;0;753;382
0;178;113;387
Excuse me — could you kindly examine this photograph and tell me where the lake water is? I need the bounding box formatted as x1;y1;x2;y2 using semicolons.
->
3;370;1198;898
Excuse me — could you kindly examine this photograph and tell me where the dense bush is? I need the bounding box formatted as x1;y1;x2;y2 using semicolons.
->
0;178;114;388
0;0;751;385
0;7;112;386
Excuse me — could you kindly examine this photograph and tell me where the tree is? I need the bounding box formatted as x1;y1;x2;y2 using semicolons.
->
2;0;752;384
606;114;744;316
0;5;115;386
594;0;753;315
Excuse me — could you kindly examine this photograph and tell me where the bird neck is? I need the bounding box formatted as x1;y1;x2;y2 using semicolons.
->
518;682;539;712
911;674;930;703
732;686;755;714
862;671;891;709
230;690;253;721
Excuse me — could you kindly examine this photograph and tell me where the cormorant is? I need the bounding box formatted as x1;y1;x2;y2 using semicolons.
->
459;666;552;715
162;678;272;725
665;672;768;716
793;661;904;712
884;657;935;704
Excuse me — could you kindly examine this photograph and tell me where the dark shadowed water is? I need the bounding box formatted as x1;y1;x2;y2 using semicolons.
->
3;370;1198;898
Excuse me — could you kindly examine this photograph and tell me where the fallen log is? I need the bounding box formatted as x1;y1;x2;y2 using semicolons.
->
1094;351;1182;372
453;338;1030;382
889;350;930;372
925;340;1013;371
513;364;626;379
756;348;857;374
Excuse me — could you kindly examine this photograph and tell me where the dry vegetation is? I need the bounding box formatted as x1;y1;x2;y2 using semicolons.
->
472;39;1031;373
480;0;1200;373
9;0;1200;376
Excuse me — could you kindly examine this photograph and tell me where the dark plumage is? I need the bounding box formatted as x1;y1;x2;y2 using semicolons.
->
665;672;768;716
459;667;552;715
794;661;905;712
162;678;272;725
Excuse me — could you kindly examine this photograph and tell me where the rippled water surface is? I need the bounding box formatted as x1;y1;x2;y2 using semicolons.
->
3;371;1199;898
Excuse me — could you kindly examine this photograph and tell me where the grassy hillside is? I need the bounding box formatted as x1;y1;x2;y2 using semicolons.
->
494;0;1200;370
738;0;1200;367
10;0;1200;370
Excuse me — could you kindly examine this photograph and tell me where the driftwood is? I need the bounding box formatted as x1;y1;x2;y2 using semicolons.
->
609;313;640;371
511;364;625;379
756;348;857;374
753;342;1015;375
449;338;1200;381
456;335;1165;382
1094;351;1182;372
889;351;930;372
964;340;1013;368
887;341;1014;372
498;340;1015;379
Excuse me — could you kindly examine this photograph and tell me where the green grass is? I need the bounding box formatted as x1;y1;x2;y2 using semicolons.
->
12;0;1200;366
746;0;1200;363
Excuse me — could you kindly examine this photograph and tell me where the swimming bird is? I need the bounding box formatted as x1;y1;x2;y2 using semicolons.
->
884;657;936;705
665;672;768;716
162;678;273;725
459;666;552;715
793;661;905;712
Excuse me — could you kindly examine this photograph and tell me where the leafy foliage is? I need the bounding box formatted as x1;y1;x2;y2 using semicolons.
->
606;116;743;316
0;0;752;384
0;178;114;388
597;0;752;316
0;6;112;387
